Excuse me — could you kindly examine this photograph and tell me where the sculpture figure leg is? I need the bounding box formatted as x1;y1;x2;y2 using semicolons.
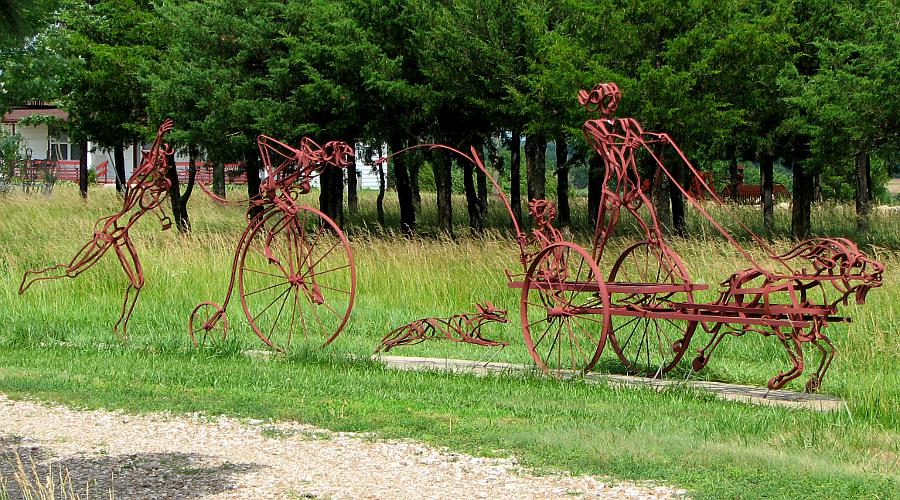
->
112;237;144;339
19;235;113;294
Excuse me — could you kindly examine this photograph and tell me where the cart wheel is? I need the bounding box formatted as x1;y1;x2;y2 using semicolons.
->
239;207;356;351
607;240;697;377
805;375;821;394
691;354;709;372
521;242;610;375
189;301;228;347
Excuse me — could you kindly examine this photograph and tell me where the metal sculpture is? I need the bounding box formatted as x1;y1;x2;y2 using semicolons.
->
396;82;882;392
376;302;509;353
19;119;176;338
574;82;882;391
189;134;356;351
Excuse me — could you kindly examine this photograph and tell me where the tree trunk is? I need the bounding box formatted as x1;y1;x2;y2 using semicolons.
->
431;151;454;236
389;138;415;234
376;162;386;226
760;149;775;235
409;154;421;213
114;143;126;193
462;158;482;234
182;145;198;203
652;164;672;233
347;143;358;214
475;139;488;224
509;129;522;226
727;144;739;202
525;133;546;202
855;151;871;232
791;163;813;240
213;160;226;198
555;134;570;228
668;156;686;236
246;148;263;221
319;165;344;229
165;152;189;232
587;154;602;225
78;141;88;199
812;169;823;202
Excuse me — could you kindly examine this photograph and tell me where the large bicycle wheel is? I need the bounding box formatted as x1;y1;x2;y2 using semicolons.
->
239;207;356;351
521;242;610;375
606;240;696;377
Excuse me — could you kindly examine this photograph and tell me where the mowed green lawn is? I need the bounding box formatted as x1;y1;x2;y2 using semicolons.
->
1;185;898;498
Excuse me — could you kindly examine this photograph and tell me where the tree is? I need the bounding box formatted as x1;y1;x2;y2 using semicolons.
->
51;1;160;194
788;0;899;232
1;0;22;37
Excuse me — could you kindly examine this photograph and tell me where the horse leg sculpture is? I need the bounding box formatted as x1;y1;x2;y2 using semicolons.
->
806;334;836;393
768;331;805;390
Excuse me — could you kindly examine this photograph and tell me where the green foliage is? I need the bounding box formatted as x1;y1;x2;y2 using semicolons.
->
53;0;158;146
3;0;898;220
0;127;23;176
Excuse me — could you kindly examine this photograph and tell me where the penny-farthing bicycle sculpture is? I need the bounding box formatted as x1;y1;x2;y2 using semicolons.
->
189;135;356;351
417;83;883;392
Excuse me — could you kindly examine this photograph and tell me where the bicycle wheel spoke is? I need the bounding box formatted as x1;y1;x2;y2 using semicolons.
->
242;280;290;297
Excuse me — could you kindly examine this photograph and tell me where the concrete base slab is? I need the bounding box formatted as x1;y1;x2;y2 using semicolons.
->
374;355;847;412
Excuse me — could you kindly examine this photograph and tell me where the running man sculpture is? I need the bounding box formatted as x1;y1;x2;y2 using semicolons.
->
20;119;176;338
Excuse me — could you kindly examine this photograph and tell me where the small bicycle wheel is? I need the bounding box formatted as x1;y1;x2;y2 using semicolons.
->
521;242;610;375
607;240;697;377
189;301;228;347
239;207;356;351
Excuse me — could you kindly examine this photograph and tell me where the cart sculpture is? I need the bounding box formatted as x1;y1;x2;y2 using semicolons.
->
416;83;883;392
19;119;177;338
189;135;356;351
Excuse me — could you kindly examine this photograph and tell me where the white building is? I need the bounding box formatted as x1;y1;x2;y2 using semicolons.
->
3;105;385;189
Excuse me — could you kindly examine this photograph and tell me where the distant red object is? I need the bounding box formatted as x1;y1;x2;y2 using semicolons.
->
190;135;356;351
721;165;790;204
376;302;509;352
688;171;716;201
19;120;177;338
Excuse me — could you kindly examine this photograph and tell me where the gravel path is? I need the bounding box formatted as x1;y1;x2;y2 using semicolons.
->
0;394;685;499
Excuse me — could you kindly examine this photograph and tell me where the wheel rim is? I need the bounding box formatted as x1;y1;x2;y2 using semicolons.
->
607;240;696;377
521;242;610;375
239;207;356;351
189;301;228;347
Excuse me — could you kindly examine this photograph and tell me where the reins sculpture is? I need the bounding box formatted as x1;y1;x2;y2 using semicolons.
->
189;135;357;351
404;83;882;392
19;119;177;338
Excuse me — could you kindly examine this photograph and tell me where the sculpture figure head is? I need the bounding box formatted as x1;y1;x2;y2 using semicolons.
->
578;82;621;117
528;199;557;228
474;302;508;323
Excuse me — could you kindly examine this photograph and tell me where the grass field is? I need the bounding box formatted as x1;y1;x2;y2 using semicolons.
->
1;185;898;498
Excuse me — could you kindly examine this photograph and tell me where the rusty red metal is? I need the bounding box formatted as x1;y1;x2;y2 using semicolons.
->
376;302;509;353
574;82;884;391
19;119;176;338
372;83;883;392
190;134;356;351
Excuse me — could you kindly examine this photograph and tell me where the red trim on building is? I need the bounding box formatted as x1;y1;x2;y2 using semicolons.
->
1;107;69;124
